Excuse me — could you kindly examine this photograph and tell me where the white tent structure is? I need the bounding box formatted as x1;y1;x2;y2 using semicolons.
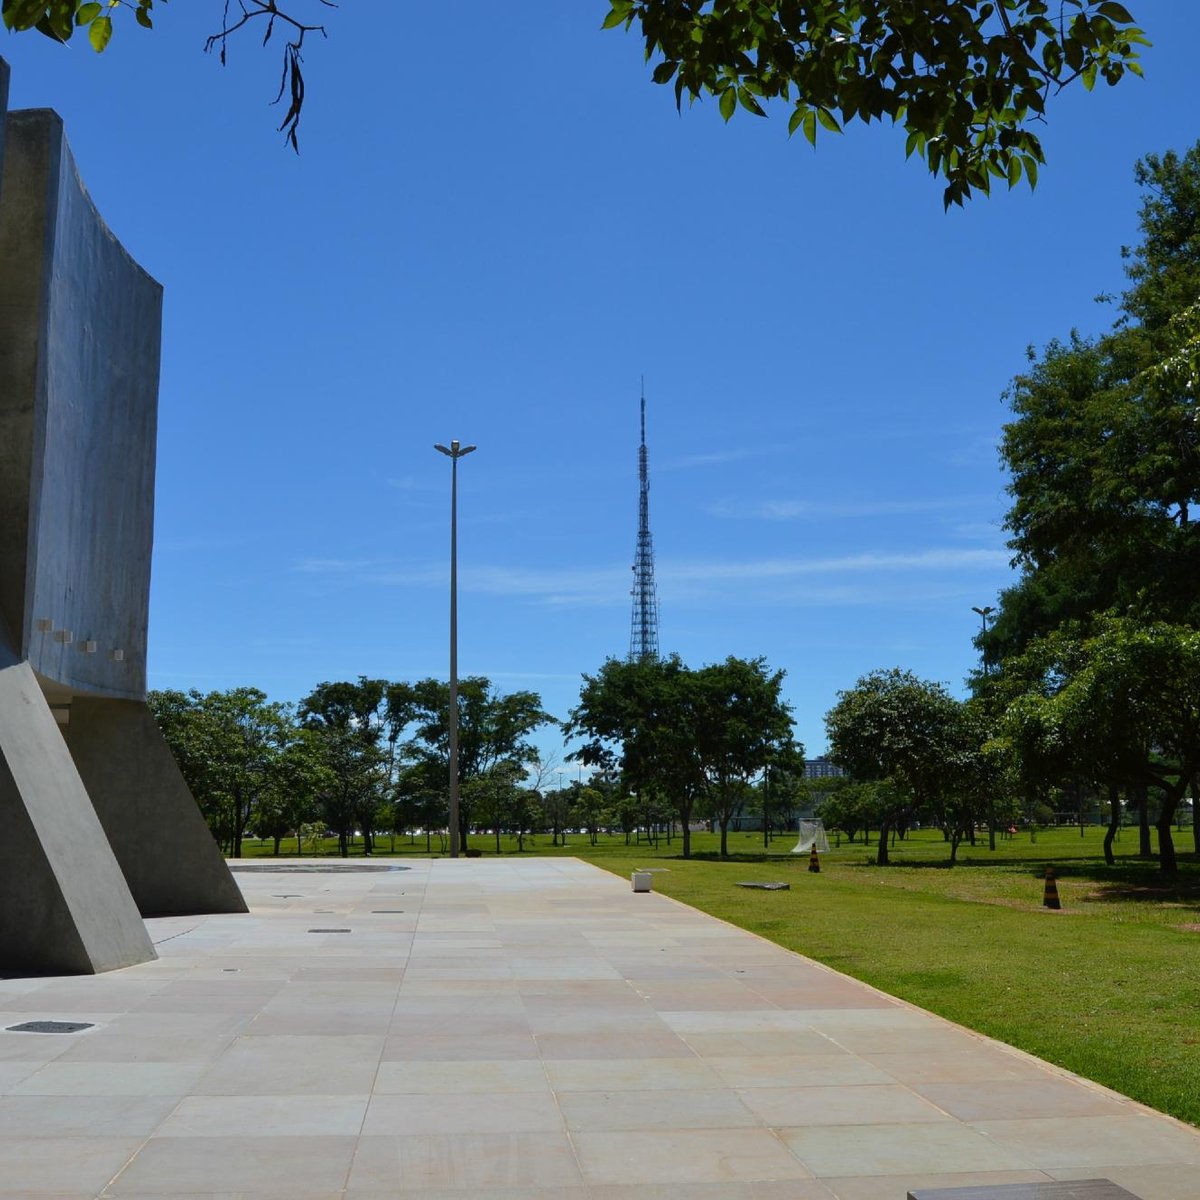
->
791;818;830;855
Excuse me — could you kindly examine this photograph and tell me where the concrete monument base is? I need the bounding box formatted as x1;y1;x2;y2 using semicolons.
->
67;697;248;917
0;659;156;974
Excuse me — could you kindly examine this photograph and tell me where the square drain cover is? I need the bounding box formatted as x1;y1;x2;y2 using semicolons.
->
7;1020;94;1034
308;928;351;934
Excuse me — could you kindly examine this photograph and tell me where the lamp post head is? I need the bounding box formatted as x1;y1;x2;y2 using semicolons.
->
435;441;477;459
972;605;995;619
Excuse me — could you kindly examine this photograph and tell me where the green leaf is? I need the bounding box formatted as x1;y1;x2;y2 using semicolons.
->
88;13;112;51
1095;1;1134;22
718;85;736;122
1007;155;1022;188
1081;61;1097;91
801;108;817;146
1022;154;1039;189
816;106;841;134
135;3;152;28
737;86;766;117
76;3;101;24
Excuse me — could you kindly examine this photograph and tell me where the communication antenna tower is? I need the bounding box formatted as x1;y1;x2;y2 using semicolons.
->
629;381;660;661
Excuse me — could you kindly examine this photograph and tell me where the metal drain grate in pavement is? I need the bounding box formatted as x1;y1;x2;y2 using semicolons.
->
7;1020;94;1034
308;928;351;933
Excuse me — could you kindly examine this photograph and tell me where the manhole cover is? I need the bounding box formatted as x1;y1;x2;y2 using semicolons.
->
308;928;352;934
230;864;410;873
7;1020;94;1034
736;881;790;891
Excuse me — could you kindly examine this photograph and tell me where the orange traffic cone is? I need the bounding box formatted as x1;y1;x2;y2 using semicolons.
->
1043;864;1061;910
808;844;820;873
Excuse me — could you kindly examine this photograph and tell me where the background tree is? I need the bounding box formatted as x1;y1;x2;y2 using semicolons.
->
569;653;797;858
408;677;554;852
692;656;798;858
984;141;1200;664
569;655;708;858
825;668;964;864
299;677;391;856
816;779;883;845
252;725;331;855
149;686;295;857
1001;617;1200;872
573;785;606;846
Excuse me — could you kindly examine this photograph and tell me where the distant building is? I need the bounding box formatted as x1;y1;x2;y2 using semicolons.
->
804;757;846;780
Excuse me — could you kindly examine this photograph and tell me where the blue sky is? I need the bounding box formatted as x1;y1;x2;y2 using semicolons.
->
5;2;1198;768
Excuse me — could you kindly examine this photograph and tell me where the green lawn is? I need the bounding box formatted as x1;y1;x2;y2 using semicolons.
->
238;824;1200;1126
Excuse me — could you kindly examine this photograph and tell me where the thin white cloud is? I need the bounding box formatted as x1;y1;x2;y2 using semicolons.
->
658;448;764;471
707;496;993;521
293;557;390;574
386;475;437;492
661;548;1009;582
291;547;1010;610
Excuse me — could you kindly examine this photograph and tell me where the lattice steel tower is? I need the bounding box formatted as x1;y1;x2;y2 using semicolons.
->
629;385;660;661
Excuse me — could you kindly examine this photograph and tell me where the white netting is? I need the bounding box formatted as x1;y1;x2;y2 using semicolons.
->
791;818;830;854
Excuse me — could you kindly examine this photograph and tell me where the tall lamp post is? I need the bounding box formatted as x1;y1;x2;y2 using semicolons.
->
972;605;995;677
435;439;476;857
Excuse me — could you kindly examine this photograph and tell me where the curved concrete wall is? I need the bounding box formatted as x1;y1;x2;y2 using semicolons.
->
0;109;160;700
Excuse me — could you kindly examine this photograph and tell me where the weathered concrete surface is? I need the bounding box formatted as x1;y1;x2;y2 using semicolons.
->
0;78;244;971
0;107;159;698
0;654;155;974
67;697;249;917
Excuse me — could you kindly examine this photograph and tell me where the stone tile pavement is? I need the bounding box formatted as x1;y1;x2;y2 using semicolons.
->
0;857;1196;1199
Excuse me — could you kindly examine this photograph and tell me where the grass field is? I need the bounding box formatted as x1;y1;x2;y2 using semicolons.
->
238;824;1200;1126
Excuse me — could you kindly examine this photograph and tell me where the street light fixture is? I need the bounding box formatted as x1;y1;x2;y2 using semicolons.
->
435;439;476;858
972;605;996;676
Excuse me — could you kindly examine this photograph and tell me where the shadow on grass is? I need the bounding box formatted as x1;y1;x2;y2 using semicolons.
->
957;856;1200;905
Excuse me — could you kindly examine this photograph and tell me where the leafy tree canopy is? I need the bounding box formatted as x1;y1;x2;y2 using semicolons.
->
607;0;1147;206
5;0;1147;199
568;653;796;858
999;616;1200;871
825;667;965;862
984;141;1200;661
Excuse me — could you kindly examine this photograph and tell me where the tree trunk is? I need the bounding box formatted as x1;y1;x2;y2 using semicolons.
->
719;816;729;858
876;816;892;865
949;828;962;865
1192;773;1200;856
1157;812;1178;874
680;799;693;859
1156;779;1186;874
1135;784;1152;856
1103;784;1121;866
273;834;282;855
495;825;502;854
